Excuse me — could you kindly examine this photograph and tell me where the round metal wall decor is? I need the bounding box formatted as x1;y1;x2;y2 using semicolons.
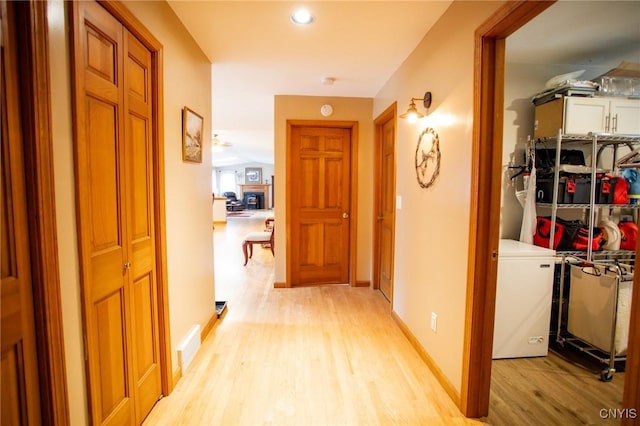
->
415;127;441;188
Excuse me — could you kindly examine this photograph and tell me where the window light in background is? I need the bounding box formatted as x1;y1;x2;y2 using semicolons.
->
399;91;432;123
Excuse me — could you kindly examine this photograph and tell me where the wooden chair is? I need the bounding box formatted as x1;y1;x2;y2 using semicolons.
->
262;217;275;248
242;225;274;266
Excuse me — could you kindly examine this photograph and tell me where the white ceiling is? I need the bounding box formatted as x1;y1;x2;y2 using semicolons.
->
167;0;452;165
507;1;640;66
167;1;640;167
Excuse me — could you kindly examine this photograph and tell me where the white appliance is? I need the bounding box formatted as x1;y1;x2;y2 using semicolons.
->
492;239;556;359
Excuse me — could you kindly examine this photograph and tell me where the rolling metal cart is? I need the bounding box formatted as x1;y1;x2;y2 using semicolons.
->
555;260;633;381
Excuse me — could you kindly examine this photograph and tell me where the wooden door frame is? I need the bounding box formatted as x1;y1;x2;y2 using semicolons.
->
71;0;173;399
5;0;71;422
462;0;640;419
372;103;397;304
285;120;359;287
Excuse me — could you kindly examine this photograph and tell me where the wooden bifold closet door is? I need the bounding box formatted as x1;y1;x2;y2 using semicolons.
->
71;1;161;424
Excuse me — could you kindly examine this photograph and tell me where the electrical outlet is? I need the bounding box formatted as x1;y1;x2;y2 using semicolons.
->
431;312;438;332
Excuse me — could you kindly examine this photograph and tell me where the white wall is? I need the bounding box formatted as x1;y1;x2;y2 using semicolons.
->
48;1;214;423
373;1;504;394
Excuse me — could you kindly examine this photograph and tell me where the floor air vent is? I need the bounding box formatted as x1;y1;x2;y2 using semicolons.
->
177;324;201;373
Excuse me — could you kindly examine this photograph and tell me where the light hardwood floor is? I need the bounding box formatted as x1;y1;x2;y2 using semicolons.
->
485;351;624;425
144;211;624;425
144;211;482;425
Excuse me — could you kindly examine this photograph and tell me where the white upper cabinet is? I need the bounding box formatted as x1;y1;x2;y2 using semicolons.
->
609;99;640;134
534;96;640;138
565;97;640;135
563;97;609;134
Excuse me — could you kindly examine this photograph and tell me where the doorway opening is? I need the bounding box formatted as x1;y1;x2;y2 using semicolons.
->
463;0;639;420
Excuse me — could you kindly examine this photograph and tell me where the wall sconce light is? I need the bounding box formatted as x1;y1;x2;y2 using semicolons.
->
399;91;432;123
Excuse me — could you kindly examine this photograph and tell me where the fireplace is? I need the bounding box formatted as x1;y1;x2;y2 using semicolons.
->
239;184;271;209
243;192;264;209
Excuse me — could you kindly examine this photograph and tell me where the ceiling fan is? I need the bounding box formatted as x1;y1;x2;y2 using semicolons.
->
212;134;232;147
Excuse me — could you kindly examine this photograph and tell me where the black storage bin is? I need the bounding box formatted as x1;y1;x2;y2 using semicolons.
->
596;176;617;204
572;177;591;204
537;175;607;204
535;148;585;169
536;177;573;203
536;178;558;203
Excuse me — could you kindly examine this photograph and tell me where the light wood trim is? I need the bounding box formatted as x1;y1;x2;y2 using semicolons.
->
483;1;556;37
152;37;174;398
152;48;174;396
84;0;173;396
354;280;370;288
461;1;555;418
12;1;71;423
172;367;182;388
391;310;460;405
349;123;359;287
285;120;359;287
372;102;397;297
201;314;218;342
67;4;91;419
284;121;293;288
98;0;161;50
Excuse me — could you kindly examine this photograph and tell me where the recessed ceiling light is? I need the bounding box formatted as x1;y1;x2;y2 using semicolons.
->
290;9;313;25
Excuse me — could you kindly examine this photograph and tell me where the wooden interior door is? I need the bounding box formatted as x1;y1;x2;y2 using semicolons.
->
1;1;42;423
374;108;396;302
289;125;351;285
124;29;162;423
72;1;161;424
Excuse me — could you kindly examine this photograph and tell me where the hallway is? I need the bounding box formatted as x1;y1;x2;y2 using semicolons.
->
142;213;481;425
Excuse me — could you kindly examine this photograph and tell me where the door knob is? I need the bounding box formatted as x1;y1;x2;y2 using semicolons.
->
124;262;131;270
342;212;349;219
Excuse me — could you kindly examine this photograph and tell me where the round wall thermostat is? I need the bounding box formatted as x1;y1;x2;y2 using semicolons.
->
320;104;333;117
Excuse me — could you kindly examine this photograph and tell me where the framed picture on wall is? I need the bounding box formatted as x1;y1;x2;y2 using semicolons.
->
245;167;262;183
182;106;203;163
